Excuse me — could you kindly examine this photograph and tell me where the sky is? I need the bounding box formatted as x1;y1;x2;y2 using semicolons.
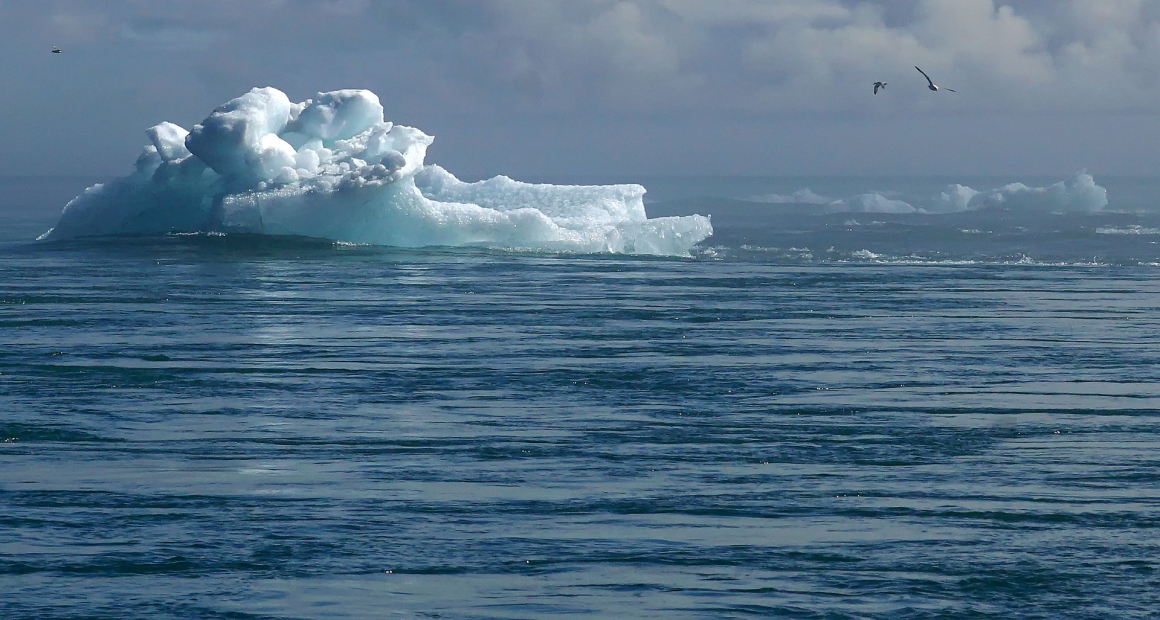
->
3;0;1160;179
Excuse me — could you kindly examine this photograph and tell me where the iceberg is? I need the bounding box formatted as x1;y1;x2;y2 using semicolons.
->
759;172;1107;215
40;87;712;256
950;172;1108;213
845;193;917;214
749;188;836;205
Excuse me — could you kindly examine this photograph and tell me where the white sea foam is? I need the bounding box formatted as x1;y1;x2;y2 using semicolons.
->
1096;226;1160;235
40;87;711;256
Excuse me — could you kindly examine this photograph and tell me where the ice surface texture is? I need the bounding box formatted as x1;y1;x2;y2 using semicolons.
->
41;87;712;256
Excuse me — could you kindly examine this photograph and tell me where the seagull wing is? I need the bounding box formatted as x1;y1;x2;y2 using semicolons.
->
944;88;956;92
874;83;880;94
915;66;935;88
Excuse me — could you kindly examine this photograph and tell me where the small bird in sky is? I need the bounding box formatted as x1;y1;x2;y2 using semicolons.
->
873;81;887;95
915;66;954;92
52;46;62;54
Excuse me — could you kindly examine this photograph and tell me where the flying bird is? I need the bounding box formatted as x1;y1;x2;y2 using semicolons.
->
51;46;62;54
873;81;887;95
915;66;954;92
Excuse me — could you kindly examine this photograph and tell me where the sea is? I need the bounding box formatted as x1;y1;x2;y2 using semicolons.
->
2;174;1159;619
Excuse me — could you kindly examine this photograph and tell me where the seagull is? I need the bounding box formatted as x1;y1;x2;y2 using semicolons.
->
51;46;62;54
873;81;887;95
915;66;953;92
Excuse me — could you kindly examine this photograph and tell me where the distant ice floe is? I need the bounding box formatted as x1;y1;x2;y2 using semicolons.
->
750;188;836;205
847;193;917;214
41;87;711;256
752;172;1108;215
926;173;1107;213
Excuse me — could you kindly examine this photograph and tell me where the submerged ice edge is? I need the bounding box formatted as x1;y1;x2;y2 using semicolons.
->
40;87;712;257
748;171;1108;214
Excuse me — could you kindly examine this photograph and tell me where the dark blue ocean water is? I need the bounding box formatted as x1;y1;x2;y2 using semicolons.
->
3;176;1160;619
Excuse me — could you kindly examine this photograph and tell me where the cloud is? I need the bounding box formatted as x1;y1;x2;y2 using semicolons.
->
7;0;1160;177
120;22;219;52
404;0;1160;114
16;0;1160;115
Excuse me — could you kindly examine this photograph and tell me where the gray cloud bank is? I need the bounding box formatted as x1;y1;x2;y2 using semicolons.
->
4;0;1160;177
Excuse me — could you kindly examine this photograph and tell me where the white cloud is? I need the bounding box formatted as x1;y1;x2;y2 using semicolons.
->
18;0;1160;115
7;0;1160;176
418;0;1160;114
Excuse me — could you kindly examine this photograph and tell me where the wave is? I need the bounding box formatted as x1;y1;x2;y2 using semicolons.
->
718;247;1128;267
39;87;711;256
1096;226;1160;235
